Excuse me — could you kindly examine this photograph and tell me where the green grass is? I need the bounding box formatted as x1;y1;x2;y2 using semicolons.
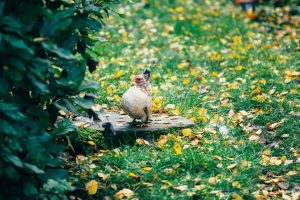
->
68;0;300;199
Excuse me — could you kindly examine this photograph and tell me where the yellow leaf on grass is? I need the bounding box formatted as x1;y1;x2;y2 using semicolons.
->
227;163;237;169
235;65;244;71
136;138;150;145
143;167;152;171
115;188;134;199
114;70;124;79
182;128;192;136
198;107;207;115
158;136;168;146
178;62;188;69
263;149;271;156
290;88;297;94
213;155;222;161
233;36;242;45
174;144;182;155
232;181;241;188
251;86;261;95
268;119;286;129
182;78;190;85
232;193;243;200
191;85;198;91
81;171;87;178
153;97;162;105
107;86;113;95
174;185;188;191
87;141;96;146
252;94;267;102
287;171;297;176
249;134;259;141
128;172;139;179
172;108;180;115
208;177;217;185
85;180;98;195
113;95;120;102
212;71;218;77
285;70;300;77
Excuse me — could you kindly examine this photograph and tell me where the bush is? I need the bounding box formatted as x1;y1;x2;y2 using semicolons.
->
0;0;119;199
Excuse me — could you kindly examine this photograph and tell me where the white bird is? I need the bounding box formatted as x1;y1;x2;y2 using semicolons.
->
121;69;152;124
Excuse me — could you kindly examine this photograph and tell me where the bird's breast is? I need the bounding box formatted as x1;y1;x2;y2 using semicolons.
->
121;87;152;119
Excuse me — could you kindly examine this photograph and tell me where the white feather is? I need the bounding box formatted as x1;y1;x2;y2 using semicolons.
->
121;86;152;122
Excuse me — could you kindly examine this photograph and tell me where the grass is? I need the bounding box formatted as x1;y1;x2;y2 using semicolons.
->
68;0;300;199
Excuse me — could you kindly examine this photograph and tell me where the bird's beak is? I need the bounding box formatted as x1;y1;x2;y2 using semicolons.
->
132;76;138;82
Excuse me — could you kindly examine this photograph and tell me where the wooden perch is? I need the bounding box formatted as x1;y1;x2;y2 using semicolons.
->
73;112;195;135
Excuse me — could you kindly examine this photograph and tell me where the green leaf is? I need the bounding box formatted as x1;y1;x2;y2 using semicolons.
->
2;15;22;29
67;63;86;89
2;34;34;54
4;110;26;121
5;154;23;168
0;119;17;135
118;13;126;18
56;8;76;19
43;169;68;180
0;102;19;112
52;118;77;136
79;80;99;92
24;182;38;196
23;163;45;174
27;74;50;93
5;166;20;181
42;42;74;59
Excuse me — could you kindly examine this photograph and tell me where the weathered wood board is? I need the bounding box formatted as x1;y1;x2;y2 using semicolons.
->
73;112;195;135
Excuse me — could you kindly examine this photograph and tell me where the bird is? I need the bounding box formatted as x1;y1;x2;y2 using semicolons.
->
121;69;152;124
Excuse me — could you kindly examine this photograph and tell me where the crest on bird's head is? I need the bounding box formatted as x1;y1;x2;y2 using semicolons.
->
143;68;151;81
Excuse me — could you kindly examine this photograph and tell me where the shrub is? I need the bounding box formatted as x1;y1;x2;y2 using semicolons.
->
0;0;119;198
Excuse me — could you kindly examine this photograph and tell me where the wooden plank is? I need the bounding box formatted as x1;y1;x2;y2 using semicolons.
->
73;112;195;135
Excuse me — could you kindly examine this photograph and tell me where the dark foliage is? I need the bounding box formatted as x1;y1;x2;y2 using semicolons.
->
0;0;119;198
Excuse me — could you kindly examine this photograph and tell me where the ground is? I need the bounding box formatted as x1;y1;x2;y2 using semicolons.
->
68;0;300;199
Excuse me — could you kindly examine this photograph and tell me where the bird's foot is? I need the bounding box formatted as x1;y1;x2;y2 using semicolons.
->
128;119;138;126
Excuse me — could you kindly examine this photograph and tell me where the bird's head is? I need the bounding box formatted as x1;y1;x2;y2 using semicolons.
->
133;68;151;87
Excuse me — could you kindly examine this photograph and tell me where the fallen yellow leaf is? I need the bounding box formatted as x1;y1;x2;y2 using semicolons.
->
182;128;192;136
114;69;124;79
85;180;98;195
174;144;182;155
174;185;188;191
115;188;134;199
268;119;286;129
191;85;198;91
208;177;217;185
198;107;207;115
153;97;162;105
87;141;96;146
212;71;218;77
143;167;152;171
251;86;262;95
232;193;243;200
285;70;300;77
249;134;259;141
227;163;237;169
128;172;139;179
182;78;190;85
171;108;180;115
263;149;271;156
213;155;222;161
232;181;241;188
